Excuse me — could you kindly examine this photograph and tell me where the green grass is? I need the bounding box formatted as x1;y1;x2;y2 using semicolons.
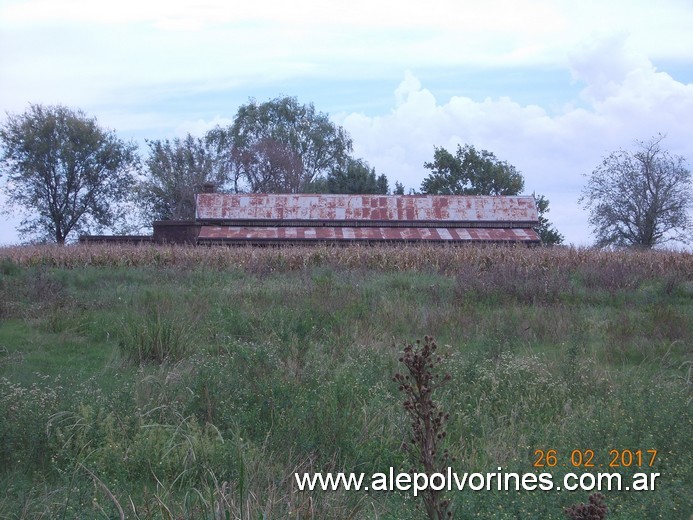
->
0;246;691;519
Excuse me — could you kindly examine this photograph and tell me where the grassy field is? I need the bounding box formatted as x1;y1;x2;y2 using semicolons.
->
0;244;691;519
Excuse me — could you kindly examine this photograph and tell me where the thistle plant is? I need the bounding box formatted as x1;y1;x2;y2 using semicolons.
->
393;335;452;519
564;492;608;520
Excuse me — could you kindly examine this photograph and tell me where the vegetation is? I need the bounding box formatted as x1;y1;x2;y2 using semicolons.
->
421;143;563;245
138;134;231;221
565;493;608;520
535;193;565;246
580;134;692;248
394;336;452;519
310;157;389;195
0;243;691;518
0;104;138;244
222;96;353;194
421;144;524;196
1;99;400;244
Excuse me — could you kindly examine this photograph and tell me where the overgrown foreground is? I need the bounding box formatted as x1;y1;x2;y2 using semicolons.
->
0;244;691;519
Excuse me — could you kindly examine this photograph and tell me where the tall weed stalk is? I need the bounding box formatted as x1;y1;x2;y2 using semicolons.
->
394;336;453;519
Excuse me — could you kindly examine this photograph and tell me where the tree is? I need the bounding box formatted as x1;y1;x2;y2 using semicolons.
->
138;133;231;221
309;158;389;194
0;104;137;244
227;96;352;193
421;144;524;195
534;194;564;245
206;126;244;194
580;135;692;248
393;181;405;195
422;144;563;245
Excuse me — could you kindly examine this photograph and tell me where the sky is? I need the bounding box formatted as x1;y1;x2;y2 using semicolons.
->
1;0;692;246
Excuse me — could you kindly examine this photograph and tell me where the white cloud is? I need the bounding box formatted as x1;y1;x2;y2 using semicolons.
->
2;0;692;115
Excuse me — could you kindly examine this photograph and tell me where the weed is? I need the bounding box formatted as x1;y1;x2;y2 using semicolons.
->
0;257;20;276
394;336;452;519
118;291;197;364
564;492;608;519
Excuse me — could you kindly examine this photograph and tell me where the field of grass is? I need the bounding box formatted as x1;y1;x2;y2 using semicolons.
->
0;243;691;519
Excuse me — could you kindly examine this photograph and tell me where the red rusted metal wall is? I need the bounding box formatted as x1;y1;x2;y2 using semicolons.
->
196;194;538;226
199;226;540;243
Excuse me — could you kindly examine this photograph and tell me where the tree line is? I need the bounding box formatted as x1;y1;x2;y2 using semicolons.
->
1;99;689;247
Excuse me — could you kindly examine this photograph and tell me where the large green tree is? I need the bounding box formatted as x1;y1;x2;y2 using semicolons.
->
580;135;691;248
310;158;389;194
421;144;524;195
139;133;232;221
421;144;563;245
227;96;352;193
0;104;137;244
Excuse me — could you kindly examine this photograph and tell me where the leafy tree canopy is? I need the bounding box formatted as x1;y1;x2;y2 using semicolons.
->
421;144;524;196
580;134;692;248
227;96;352;193
309;158;389;194
139;133;231;221
0;104;137;244
421;143;563;245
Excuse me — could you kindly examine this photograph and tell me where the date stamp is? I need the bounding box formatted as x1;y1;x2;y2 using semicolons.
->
533;449;658;469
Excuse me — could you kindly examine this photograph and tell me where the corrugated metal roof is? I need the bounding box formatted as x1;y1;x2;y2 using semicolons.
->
198;226;541;243
195;194;539;225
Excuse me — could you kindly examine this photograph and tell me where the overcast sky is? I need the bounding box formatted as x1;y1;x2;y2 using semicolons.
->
1;0;692;246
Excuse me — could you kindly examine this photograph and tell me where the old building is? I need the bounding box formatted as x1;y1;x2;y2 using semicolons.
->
194;193;541;245
82;193;541;245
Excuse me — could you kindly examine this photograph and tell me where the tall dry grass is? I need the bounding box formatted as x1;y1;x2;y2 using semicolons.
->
1;243;691;280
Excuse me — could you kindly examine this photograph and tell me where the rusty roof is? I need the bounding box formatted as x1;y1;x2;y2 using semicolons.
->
198;226;541;244
195;194;539;226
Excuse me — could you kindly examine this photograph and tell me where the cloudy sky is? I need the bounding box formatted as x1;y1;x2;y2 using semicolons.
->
1;0;692;246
